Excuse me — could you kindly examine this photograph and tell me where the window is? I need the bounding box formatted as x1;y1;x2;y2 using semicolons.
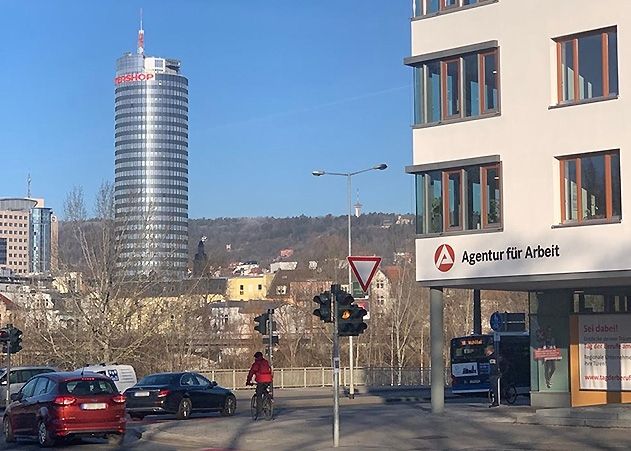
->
413;48;499;125
415;163;501;235
414;0;491;16
558;150;620;224
556;28;618;104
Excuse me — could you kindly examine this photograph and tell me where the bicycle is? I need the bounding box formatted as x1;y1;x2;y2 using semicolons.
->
488;379;518;405
250;384;273;420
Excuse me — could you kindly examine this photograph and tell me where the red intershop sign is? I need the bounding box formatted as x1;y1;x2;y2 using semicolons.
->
114;73;155;85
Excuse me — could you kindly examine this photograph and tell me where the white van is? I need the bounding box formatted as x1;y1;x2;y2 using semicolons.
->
75;364;137;393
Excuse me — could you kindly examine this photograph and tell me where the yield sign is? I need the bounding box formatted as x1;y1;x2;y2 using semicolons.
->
347;256;382;293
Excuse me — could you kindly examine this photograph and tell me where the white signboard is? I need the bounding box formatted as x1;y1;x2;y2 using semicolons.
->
579;314;631;391
452;362;478;377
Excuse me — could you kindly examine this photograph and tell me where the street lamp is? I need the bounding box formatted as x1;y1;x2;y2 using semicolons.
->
312;163;387;401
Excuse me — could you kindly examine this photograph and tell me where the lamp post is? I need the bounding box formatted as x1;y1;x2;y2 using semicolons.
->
312;163;387;400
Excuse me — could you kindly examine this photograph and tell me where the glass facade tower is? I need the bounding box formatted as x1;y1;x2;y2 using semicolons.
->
30;207;52;273
114;47;189;279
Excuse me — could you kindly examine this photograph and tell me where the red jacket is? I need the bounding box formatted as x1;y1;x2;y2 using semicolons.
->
247;357;273;384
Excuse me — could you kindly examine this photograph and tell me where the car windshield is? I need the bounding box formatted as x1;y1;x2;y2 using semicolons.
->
61;378;118;395
138;374;176;386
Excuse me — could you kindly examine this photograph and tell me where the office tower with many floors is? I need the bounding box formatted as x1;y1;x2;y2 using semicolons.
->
114;24;189;279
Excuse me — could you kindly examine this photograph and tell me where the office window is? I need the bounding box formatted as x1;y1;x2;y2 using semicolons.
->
413;48;499;125
559;150;620;224
415;162;501;235
556;28;618;104
414;0;490;16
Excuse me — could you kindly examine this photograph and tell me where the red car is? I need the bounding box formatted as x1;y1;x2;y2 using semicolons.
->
3;372;126;447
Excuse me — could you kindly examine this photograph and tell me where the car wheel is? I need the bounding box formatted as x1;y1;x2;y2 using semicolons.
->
3;416;15;443
107;432;125;446
130;413;145;421
37;420;55;447
176;397;192;420
221;395;237;417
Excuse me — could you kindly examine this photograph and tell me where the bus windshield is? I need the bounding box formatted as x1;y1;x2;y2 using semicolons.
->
451;336;493;363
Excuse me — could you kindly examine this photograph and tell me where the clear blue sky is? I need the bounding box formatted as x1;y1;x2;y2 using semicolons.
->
0;1;414;219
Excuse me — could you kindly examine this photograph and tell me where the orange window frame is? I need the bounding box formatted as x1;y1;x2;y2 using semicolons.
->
479;50;498;113
556;29;615;104
442;170;463;231
441;58;462;120
559;152;617;223
481;164;501;228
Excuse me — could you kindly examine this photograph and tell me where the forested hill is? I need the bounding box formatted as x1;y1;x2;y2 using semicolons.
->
189;213;416;268
58;213;415;269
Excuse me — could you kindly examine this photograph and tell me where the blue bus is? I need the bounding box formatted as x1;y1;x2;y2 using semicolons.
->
450;333;529;394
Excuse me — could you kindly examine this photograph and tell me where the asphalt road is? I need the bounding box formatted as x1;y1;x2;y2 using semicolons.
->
1;389;630;450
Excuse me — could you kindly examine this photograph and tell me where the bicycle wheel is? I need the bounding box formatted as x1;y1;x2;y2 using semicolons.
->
504;384;518;405
250;394;258;420
262;394;273;420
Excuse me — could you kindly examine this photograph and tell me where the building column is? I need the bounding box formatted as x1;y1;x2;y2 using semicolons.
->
430;287;444;414
473;289;482;335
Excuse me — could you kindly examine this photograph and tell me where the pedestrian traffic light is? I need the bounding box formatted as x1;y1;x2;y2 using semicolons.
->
254;313;269;335
313;291;332;323
336;291;368;337
8;327;22;354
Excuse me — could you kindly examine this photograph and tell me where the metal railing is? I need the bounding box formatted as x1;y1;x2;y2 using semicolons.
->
199;366;451;391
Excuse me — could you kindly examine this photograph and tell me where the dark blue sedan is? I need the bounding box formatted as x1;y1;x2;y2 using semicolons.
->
124;372;236;420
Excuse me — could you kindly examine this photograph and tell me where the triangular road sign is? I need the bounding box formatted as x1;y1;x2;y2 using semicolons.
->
347;256;382;293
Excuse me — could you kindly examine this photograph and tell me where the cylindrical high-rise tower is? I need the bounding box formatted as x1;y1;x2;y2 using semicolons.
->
114;26;188;279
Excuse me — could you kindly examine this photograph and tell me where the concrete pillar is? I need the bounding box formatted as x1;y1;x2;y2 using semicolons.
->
473;289;482;335
430;287;444;414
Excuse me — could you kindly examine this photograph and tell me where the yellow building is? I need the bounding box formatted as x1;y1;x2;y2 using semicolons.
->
227;274;275;301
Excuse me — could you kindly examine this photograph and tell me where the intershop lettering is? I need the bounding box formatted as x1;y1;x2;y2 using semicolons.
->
114;72;155;85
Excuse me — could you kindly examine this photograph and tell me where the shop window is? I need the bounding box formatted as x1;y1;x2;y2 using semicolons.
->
415;162;501;235
413;48;499;126
558;150;621;224
556;28;618;104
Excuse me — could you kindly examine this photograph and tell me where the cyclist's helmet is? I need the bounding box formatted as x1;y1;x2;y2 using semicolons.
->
254;351;263;358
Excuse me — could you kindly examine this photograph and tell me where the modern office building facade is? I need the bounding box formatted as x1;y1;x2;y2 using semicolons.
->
407;0;628;408
30;207;53;273
0;198;56;275
114;27;189;279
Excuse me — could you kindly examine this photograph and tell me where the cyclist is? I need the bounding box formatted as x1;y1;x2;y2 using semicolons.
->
246;351;273;414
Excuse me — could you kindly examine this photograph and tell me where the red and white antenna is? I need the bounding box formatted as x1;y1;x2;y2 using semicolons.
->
137;8;145;55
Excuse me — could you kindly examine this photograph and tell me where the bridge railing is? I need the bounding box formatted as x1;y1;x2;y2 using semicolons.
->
199;367;451;391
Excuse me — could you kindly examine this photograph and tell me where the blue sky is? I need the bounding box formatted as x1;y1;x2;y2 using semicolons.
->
0;1;414;219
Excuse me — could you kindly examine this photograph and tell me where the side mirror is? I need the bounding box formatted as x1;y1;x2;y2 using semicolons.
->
211;381;218;387
10;392;22;402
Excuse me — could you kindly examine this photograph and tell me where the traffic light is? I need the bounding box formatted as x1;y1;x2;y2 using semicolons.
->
313;291;332;323
336;291;368;337
9;327;22;354
0;328;9;343
254;313;269;335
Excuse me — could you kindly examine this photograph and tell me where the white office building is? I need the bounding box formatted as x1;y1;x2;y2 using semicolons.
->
407;0;629;408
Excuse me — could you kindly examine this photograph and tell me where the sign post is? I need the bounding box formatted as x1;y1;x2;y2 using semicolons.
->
346;256;381;400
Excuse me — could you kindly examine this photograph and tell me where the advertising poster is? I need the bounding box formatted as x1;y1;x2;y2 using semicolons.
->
579;314;631;391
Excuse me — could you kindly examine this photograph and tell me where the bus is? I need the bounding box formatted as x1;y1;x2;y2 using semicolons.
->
450;332;529;395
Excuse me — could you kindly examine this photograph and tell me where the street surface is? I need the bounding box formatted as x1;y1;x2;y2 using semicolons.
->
0;388;630;450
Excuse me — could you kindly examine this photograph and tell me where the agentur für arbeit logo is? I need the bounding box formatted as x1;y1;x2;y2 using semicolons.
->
434;244;455;272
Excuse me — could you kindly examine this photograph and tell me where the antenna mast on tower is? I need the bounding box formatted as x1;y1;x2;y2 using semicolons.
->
27;174;31;198
137;9;145;55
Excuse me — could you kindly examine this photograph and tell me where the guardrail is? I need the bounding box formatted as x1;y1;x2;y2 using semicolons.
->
199;367;451;391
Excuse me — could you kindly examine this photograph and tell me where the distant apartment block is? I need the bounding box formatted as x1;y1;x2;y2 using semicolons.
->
0;198;57;275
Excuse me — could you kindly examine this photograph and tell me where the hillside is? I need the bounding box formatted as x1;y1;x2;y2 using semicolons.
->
59;213;416;269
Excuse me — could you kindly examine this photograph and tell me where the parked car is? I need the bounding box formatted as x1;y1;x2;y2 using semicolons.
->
3;372;126;447
0;366;58;407
74;364;137;393
125;371;236;420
